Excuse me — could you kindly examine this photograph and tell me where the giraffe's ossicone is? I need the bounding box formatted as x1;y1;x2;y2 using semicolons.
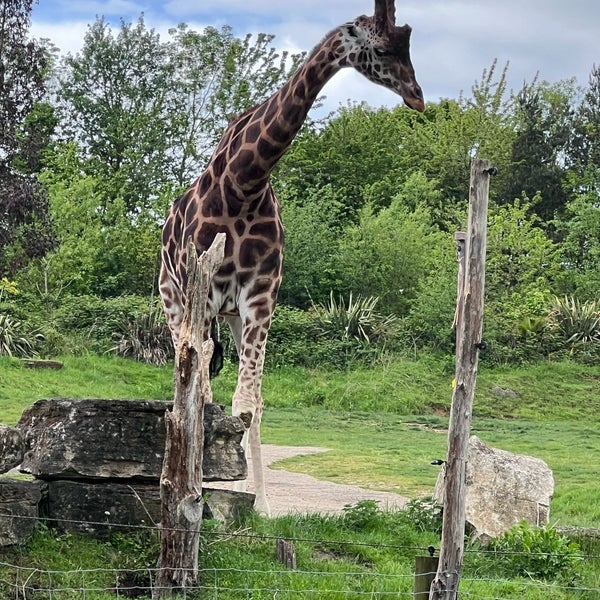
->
159;0;424;516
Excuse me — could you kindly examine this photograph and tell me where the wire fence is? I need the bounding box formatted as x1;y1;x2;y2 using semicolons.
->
1;511;599;599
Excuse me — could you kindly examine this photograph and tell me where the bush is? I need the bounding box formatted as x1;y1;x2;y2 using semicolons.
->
487;521;581;581
0;314;42;357
266;304;382;370
111;302;173;366
549;295;600;349
51;295;155;352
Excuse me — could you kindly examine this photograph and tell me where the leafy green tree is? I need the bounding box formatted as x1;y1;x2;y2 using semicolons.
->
0;0;55;277
504;81;574;224
58;17;174;216
568;64;600;173
166;24;303;187
484;195;561;360
396;61;516;214
44;17;301;297
337;173;447;315
275;104;422;223
554;169;600;300
278;186;343;307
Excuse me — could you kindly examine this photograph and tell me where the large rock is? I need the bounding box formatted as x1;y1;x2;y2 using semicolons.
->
44;481;254;536
0;479;46;546
17;398;247;482
46;480;162;536
0;425;24;473
434;435;554;540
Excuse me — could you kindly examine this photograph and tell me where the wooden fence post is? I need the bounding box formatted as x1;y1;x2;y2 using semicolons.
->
429;159;493;600
154;233;226;598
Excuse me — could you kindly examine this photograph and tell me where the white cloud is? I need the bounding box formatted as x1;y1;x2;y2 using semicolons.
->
30;0;600;113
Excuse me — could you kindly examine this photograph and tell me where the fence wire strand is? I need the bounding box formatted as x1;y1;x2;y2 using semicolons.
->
1;511;598;597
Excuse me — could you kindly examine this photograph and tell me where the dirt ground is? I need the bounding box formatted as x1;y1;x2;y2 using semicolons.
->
211;444;410;516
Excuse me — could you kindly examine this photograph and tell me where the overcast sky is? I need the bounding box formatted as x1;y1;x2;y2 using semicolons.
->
30;1;599;116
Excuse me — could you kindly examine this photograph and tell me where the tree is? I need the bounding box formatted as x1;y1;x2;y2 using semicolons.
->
337;173;447;316
0;0;55;277
504;81;574;224
554;168;600;300
568;64;600;173
59;17;174;216
484;194;561;358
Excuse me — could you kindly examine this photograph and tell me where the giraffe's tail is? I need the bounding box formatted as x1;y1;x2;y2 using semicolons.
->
209;318;224;379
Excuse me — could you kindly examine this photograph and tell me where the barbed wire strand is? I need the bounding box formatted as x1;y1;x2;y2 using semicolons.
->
2;511;599;560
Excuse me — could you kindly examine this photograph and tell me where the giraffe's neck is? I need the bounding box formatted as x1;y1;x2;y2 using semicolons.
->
217;27;347;192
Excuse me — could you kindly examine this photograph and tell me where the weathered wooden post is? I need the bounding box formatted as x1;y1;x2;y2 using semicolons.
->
429;159;493;600
154;233;226;598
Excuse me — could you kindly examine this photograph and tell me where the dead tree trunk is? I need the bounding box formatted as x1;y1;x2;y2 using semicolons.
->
154;234;226;598
429;159;493;600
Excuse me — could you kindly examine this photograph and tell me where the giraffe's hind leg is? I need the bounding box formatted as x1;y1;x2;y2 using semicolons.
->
224;314;271;516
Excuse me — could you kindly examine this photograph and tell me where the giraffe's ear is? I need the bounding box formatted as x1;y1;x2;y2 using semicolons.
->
374;0;396;34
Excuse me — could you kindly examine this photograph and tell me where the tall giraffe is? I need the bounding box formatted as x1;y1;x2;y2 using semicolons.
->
160;0;424;515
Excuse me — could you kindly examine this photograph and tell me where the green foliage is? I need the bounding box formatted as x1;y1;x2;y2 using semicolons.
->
278;190;343;307
402;498;443;534
549;296;600;361
341;499;383;531
312;292;397;345
0;0;56;278
338;188;446;316
554;172;600;300
487;522;582;581
266;304;379;370
0;313;41;357
482;195;561;363
506;81;573;222
111;302;173;366
44;294;160;354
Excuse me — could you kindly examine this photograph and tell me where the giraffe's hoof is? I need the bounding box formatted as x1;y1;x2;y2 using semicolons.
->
239;411;253;428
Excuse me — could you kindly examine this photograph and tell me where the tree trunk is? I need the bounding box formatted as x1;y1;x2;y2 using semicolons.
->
154;234;226;598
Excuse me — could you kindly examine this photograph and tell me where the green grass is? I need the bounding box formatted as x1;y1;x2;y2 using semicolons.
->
0;354;173;425
1;354;600;598
2;354;600;527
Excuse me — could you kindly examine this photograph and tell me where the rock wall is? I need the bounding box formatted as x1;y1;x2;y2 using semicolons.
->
0;398;253;545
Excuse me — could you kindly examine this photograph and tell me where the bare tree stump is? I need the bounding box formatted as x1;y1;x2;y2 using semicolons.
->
154;234;226;598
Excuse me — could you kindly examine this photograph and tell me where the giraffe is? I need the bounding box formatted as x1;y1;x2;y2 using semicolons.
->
159;0;424;516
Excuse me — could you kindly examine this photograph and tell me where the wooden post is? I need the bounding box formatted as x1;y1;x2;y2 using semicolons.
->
276;538;297;570
414;555;439;599
154;234;226;598
429;159;493;600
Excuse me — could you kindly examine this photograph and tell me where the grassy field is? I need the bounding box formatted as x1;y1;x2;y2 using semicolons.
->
1;354;599;527
1;354;599;598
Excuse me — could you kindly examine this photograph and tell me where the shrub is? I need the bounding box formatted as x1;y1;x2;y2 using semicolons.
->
549;295;600;348
487;521;581;581
266;304;378;370
313;291;398;345
401;497;443;534
111;302;174;366
341;500;382;531
51;295;154;352
0;314;42;357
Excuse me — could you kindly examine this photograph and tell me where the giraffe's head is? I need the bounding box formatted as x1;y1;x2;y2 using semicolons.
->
342;0;424;112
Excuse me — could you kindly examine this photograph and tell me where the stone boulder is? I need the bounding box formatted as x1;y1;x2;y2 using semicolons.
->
0;425;24;473
17;398;247;482
434;435;554;540
44;481;254;536
0;479;46;546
